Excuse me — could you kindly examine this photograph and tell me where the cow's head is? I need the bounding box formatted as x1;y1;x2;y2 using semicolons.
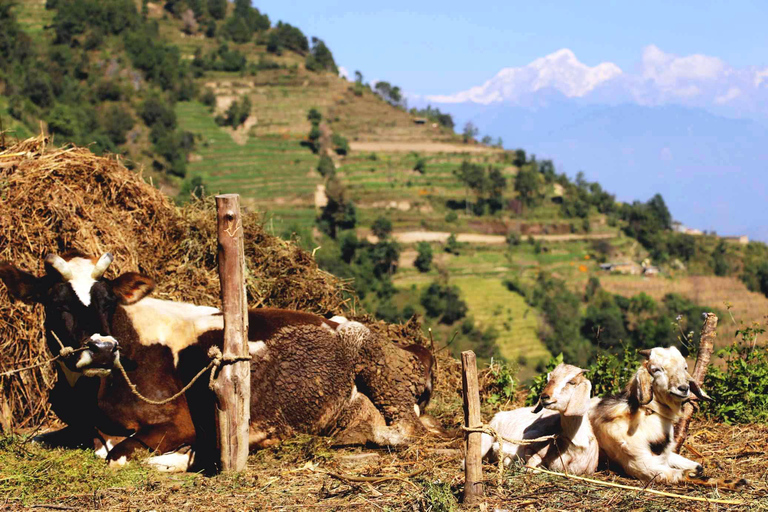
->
0;252;154;377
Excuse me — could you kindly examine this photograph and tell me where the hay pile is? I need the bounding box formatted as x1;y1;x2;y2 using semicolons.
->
0;136;354;428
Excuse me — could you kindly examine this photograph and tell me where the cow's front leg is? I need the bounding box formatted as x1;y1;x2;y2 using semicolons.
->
33;425;98;450
106;423;195;471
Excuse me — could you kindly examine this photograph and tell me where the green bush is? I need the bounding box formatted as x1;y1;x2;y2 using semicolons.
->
371;216;393;239
702;325;768;424
217;95;251;128
331;133;349;155
420;280;468;324
414;157;427;174
414;242;432;273
99;105;134;145
444;233;460;255
316;154;335;178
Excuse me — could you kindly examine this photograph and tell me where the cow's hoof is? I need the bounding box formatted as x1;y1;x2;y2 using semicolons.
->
108;455;129;468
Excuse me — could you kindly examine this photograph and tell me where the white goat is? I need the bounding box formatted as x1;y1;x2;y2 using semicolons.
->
480;363;599;475
590;346;745;488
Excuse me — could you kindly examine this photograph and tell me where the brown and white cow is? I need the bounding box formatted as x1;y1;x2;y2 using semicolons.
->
0;252;435;471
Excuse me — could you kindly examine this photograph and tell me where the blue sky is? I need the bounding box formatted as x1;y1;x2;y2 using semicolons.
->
257;1;768;96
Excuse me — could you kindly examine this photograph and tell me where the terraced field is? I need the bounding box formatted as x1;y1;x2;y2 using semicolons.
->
12;0;52;35
176;101;320;213
452;276;548;364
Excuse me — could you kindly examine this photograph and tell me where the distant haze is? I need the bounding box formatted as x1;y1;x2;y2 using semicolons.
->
413;47;768;241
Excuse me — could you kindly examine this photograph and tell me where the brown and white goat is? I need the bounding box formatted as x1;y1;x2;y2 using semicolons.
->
590;347;746;488
480;363;598;475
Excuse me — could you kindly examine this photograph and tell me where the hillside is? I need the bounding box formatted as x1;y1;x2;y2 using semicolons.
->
3;0;768;374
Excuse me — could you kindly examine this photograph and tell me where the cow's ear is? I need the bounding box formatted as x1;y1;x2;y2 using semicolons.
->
112;273;155;305
0;262;45;304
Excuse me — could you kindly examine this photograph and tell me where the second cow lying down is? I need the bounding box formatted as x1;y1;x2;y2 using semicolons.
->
0;252;437;471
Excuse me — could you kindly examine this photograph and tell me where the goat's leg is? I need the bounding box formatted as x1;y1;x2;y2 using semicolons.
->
625;455;693;483
667;452;702;474
669;454;748;491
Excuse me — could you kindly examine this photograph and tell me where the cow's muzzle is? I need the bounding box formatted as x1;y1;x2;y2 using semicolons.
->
76;334;119;377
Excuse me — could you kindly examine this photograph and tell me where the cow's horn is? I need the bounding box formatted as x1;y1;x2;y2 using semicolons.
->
91;253;113;279
45;254;73;281
638;349;652;358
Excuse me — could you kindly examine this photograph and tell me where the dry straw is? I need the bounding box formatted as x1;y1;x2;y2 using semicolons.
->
0;135;360;429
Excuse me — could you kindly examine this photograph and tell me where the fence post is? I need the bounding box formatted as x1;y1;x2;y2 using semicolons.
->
213;194;250;472
674;312;717;452
462;350;483;504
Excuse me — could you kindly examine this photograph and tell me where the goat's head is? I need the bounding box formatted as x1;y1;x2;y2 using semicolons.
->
629;347;712;409
534;363;592;417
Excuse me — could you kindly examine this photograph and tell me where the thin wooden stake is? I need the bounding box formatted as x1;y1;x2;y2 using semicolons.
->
461;350;483;504
674;312;717;452
213;194;250;472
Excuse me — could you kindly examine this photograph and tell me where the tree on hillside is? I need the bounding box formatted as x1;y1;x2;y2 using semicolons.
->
454;160;487;214
317;177;356;238
207;0;226;19
269;21;308;54
414;242;433;273
462;121;478;143
514;167;544;208
420;280;468;324
305;37;337;74
371;216;393;239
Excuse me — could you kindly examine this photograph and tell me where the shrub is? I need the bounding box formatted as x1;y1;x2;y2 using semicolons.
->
307;108;322;124
139;95;176;128
207;0;226;19
99;105;134;145
200;88;216;109
317;177;356;238
420;280;468;324
445;233;460;255
316;154;335;178
217;95;251;128
702;324;768;424
331;133;349;155
414;242;432;272
485;359;517;406
371;216;393;239
444;211;458;223
414;157;426;174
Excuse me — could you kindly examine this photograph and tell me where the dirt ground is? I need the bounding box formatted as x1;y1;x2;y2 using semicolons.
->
350;141;503;154
373;230;618;245
2;419;765;511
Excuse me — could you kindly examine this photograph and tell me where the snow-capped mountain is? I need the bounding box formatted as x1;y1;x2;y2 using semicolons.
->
414;46;768;241
426;49;622;104
425;46;768;118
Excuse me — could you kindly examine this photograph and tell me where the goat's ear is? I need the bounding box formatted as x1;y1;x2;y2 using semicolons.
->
689;379;713;402
0;262;45;304
533;401;544;413
629;365;653;407
111;273;155;305
565;379;592;417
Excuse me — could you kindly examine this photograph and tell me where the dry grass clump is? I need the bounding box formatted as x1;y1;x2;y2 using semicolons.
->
0;136;352;428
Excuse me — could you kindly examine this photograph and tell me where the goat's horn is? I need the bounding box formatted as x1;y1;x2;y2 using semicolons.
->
91;253;113;279
45;254;74;281
638;349;652;358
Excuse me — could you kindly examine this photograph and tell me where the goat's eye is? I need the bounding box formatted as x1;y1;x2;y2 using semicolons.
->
567;380;577;386
650;366;661;374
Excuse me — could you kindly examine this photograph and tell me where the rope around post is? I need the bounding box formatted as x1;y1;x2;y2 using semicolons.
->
115;346;251;406
461;424;557;486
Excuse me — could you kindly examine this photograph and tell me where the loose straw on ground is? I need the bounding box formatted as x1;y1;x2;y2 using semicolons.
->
528;466;743;505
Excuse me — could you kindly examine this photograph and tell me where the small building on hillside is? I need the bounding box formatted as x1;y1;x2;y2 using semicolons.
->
551;183;565;204
723;235;749;245
599;261;641;275
642;266;660;276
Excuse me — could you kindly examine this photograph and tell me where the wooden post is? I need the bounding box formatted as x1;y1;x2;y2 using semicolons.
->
674;312;717;452
213;194;250;472
462;350;483;504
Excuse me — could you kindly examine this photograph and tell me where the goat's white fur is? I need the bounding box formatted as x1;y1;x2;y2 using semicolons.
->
479;363;599;475
589;346;705;483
